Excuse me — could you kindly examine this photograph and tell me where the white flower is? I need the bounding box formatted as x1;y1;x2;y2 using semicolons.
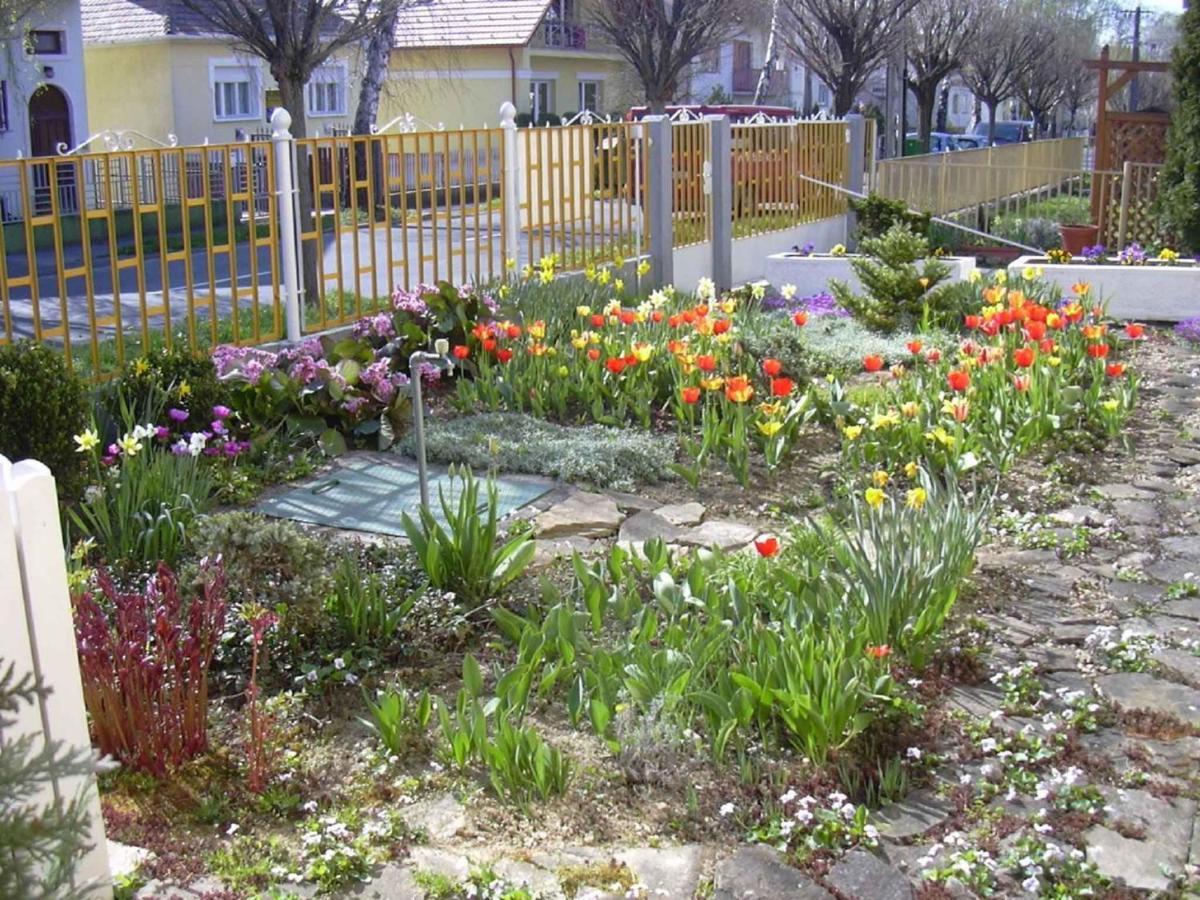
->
906;747;922;760
780;283;797;300
779;789;797;805
226;823;240;835
718;802;735;817
980;738;997;753
696;277;716;300
333;657;345;670
1022;876;1040;893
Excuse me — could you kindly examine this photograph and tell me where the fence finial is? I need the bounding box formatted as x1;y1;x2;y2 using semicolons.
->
270;106;293;139
499;102;517;128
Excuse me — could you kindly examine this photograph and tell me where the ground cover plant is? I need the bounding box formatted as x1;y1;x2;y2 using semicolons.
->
26;232;1179;897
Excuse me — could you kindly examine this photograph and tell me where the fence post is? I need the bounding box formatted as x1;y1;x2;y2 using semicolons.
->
706;115;733;292
0;457;111;898
844;114;866;250
1117;160;1133;250
271;108;303;343
644;115;674;288
499;102;522;272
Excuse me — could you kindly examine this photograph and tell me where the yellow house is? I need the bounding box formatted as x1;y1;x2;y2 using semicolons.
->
80;0;635;147
80;0;360;146
384;0;635;130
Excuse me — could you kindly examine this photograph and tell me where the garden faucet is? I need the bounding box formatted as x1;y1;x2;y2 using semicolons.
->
409;339;455;510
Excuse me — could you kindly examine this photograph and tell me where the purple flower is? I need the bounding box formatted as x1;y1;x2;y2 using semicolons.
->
1176;316;1200;344
1081;244;1107;262
1118;242;1147;266
155;426;171;441
211;420;228;436
212;405;232;420
242;360;265;385
107;443;121;457
167;408;189;423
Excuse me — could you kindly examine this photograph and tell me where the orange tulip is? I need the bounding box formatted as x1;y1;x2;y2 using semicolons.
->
725;376;754;403
680;386;701;404
1013;347;1035;368
793;310;809;327
762;357;783;377
770;377;795;397
754;536;780;557
863;354;884;372
947;369;971;392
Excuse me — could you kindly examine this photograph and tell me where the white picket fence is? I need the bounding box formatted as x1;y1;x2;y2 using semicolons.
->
0;456;111;898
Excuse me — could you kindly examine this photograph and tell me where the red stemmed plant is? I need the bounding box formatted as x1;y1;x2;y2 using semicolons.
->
72;560;227;777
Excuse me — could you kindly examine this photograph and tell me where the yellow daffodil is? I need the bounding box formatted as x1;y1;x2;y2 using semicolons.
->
751;283;766;301
576;305;592;317
780;283;797;300
720;298;737;315
871;411;900;430
904;461;919;479
1159;248;1179;263
614;279;625;294
843;425;863;440
906;487;928;509
505;257;517;272
637;260;651;277
872;470;890;488
521;264;534;280
925;426;955;447
117;433;142;457
178;380;191;398
132;358;151;376
864;487;885;508
968;269;982;284
74;429;100;453
830;244;847;257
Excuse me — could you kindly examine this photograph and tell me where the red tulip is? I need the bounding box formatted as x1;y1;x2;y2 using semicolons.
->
452;345;470;359
866;644;892;660
1124;323;1145;340
1106;362;1126;377
925;348;942;364
793;310;809;327
1086;343;1110;359
587;348;601;361
482;338;497;352
1013;347;1035;368
1039;339;1056;354
863;354;884;372
619;310;636;326
606;358;627;375
947;369;971;392
1024;321;1046;341
906;340;923;355
713;318;732;335
496;348;513;363
754;536;780;558
762;358;783;377
652;310;664;323
591;314;606;328
964;315;982;330
697;355;717;372
506;324;522;339
680;386;701;404
771;377;795;397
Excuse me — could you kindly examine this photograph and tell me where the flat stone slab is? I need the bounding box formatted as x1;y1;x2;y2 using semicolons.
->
873;789;954;840
396;793;465;843
407;846;471;882
654;501;706;526
535;492;624;539
1168;445;1200;466
1050;505;1106;527
713;846;831;899
615;845;705;896
533;537;603;567
348;864;422;899
490;859;565;898
1160;598;1200;621
617;510;689;544
678;520;760;551
1085;788;1197;891
1152;647;1200;686
1096;672;1200;724
1094;483;1158;501
108;840;154;880
1114;500;1162;526
1160;535;1200;558
825;849;913;900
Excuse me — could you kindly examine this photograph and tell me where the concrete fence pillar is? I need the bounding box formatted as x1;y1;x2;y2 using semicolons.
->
706;115;733;292
499;102;522;273
844;114;866;250
643;115;674;288
271;108;304;343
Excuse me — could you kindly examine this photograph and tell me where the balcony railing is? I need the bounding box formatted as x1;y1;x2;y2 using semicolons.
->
541;20;588;50
732;68;786;96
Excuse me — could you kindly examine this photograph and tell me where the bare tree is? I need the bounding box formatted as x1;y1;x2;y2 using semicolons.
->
961;0;1041;144
589;0;747;112
780;0;922;117
176;0;406;140
352;5;402;136
904;0;977;151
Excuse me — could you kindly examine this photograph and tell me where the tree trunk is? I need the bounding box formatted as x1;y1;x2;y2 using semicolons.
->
986;100;998;146
911;79;938;153
277;76;321;319
834;79;856;118
353;9;398;135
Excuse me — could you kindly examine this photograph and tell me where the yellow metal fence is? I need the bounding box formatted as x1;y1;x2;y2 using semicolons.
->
1;116;854;381
0;142;282;380
731;120;849;239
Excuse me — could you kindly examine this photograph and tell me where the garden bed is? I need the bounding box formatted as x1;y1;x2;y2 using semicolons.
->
1009;255;1200;322
764;251;976;296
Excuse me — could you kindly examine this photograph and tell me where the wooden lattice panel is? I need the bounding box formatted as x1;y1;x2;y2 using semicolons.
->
1106;115;1169;167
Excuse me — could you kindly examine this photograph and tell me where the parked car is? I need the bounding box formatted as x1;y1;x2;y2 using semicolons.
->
625;104;796;123
970;120;1033;145
903;132;985;154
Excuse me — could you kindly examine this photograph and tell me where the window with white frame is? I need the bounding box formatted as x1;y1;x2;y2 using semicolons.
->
578;80;601;113
307;65;346;117
530;80;553;121
212;63;258;120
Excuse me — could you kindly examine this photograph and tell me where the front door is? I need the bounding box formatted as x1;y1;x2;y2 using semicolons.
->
29;85;75;214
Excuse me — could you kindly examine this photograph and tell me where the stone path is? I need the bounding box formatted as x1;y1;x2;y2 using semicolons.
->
127;340;1200;898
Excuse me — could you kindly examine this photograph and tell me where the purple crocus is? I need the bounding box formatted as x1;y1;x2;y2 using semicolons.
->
155;426;171;441
167;408;189;423
212;405;232;420
1081;244;1107;262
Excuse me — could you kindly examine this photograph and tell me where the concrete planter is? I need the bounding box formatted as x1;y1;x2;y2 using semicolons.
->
764;252;977;297
1009;256;1200;322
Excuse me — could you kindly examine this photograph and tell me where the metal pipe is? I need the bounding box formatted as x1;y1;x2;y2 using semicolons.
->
409;339;451;510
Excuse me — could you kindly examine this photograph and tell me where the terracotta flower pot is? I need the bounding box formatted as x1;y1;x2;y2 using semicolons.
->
1059;224;1101;256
